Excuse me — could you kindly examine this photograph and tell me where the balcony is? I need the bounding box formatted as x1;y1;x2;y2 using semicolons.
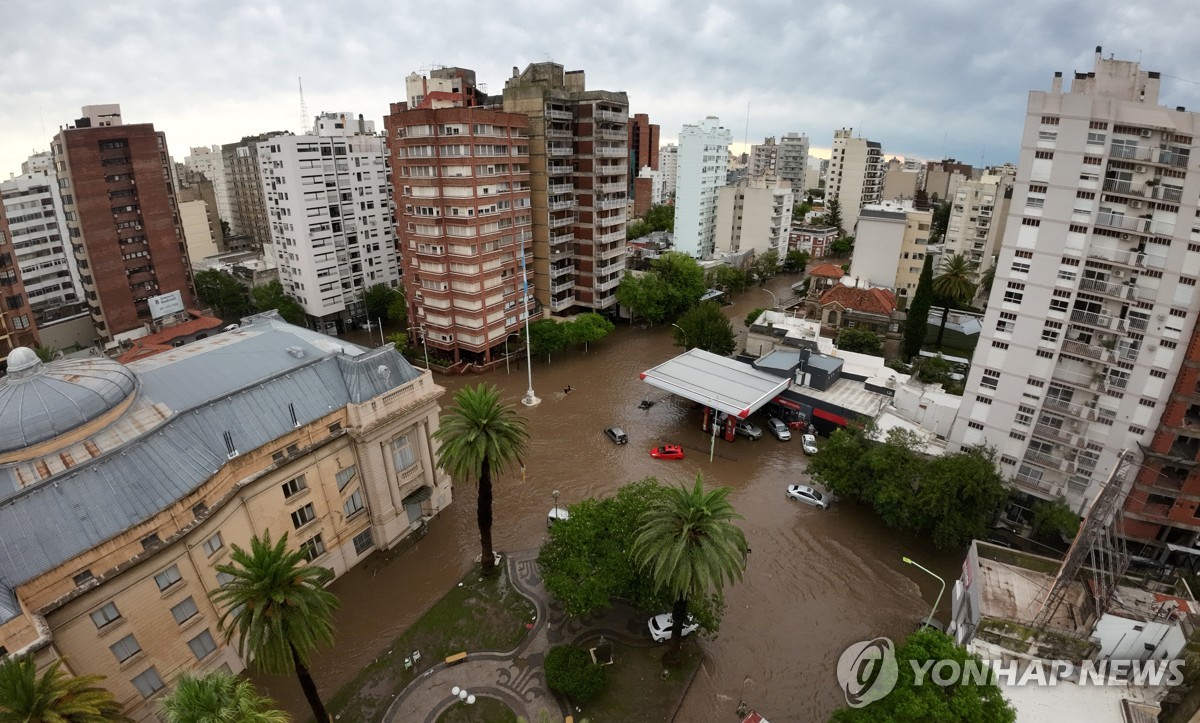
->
1077;277;1133;301
545;108;573;121
550;248;573;262
549;295;576;311
596;245;625;261
548;182;573;194
547;145;573;157
1109;143;1151;161
1095;213;1149;234
1043;396;1096;421
1051;365;1101;390
598;182;625;193
549;264;573;279
597;198;626;210
551;279;576;294
1061;339;1115;363
595;128;626;141
1024;449;1071;473
549;232;575;246
1033;424;1075;446
594;275;622;292
595;230;624;244
549;215;574;229
595;146;626;158
547;164;572;176
1102;179;1145;197
549;199;576;211
1070;309;1122;331
1149;185;1184;203
1085;245;1147;268
595;110;626;123
545;128;572;139
1156;149;1190;168
597;212;626;227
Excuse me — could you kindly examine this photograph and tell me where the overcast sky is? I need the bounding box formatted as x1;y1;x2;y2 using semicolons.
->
4;0;1200;177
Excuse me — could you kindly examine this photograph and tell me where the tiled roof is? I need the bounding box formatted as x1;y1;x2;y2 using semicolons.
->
808;263;845;278
818;285;897;315
115;311;225;363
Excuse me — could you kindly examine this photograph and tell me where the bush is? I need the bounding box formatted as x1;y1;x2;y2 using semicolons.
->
544;645;607;703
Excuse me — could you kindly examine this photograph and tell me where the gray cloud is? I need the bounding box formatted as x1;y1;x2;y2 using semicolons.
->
3;0;1198;175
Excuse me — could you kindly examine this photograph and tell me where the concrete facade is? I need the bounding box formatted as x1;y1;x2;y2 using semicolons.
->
949;50;1200;513
628;112;660;179
658;143;678;202
222;132;288;247
714;178;794;256
673;117;731;259
827;128;883;233
942;169;1016;275
183;146;231;228
850;201;932;301
0;203;39;364
778;132;810;193
748;136;778;178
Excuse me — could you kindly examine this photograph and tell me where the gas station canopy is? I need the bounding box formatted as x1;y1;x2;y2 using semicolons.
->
640;349;791;418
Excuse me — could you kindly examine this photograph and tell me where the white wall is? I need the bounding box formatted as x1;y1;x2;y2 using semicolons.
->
849;213;906;289
1095;613;1186;662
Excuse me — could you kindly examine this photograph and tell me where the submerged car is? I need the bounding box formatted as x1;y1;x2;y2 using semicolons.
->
801;434;819;455
604;426;629;444
735;420;763;440
648;613;699;642
786;484;830;509
650;444;685;460
767;417;792;441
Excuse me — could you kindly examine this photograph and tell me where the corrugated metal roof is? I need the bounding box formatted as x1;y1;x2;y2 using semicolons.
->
640;349;790;418
0;314;423;623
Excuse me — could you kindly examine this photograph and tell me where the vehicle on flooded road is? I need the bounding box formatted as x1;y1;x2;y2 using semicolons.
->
650;444;685;460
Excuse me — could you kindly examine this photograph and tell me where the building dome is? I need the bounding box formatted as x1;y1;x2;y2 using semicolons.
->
0;349;137;453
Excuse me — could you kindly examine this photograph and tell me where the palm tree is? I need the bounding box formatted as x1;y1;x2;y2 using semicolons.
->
931;253;978;348
0;656;130;723
632;474;748;659
159;671;289;723
210;532;338;723
433;383;530;574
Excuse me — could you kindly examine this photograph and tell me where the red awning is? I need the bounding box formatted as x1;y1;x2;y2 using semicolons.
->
813;408;849;426
772;395;803;411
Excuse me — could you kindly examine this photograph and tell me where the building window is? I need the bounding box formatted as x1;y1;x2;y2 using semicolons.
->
1139;399;1157;408
215;571;235;587
343;489;365;518
110;634;141;663
73;570;95;587
1041;327;1059;342
1049;298;1069;313
1036;350;1054;358
291;503;316;529
1010;432;1027;441
1003;289;1023;304
299;534;326;562
1130;426;1146;436
1011;260;1031;274
967;421;985;430
202;532;223;557
353;529;374;555
391;433;417;472
171;596;199;625
281;475;308;499
188;629;218;660
141;534;161;550
90;602;121;629
992;341;1009;350
132;668;165;699
154;565;182;592
1015;412;1033;427
335;465;357;491
976;396;993;405
1151;369;1168;379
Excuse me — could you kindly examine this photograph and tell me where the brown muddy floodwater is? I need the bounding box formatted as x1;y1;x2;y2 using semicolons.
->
252;276;965;723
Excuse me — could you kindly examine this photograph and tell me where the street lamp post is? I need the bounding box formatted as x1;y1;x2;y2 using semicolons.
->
902;556;946;629
552;489;560;518
670;323;688;350
504;333;522;375
519;243;539;407
406;326;429;370
763;288;779;310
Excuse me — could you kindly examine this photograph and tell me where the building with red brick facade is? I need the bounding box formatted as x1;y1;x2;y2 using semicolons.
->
629;112;660;176
0;202;39;367
52;105;195;344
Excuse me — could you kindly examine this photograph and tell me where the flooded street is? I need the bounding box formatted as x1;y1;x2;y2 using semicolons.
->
253;275;966;722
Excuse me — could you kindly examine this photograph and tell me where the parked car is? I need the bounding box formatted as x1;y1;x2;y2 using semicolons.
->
648;613;699;642
650;444;685;460
786;484;830;509
735;420;763;440
801;434;819;455
604;426;629;445
916;618;947;633
767;417;792;441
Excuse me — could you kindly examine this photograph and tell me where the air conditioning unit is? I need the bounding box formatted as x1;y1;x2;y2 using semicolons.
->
1140;129;1153;138
1136;165;1148;173
1112;269;1126;278
1130;200;1143;209
1148;343;1159;351
1157;313;1167;321
1120;233;1131;240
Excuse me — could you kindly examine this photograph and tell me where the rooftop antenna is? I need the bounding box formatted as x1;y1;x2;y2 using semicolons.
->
743;100;751;156
298;77;309;135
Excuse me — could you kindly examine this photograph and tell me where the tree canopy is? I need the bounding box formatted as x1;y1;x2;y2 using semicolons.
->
0;657;130;723
672;301;735;355
829;628;1015;723
744;307;767;328
750;249;780;287
627;204;675;240
707;264;752;294
903;255;935;360
1031;497;1080;544
363;284;403;323
565;312;615;352
616;272;670;325
194;269;251;319
159;672;288;723
825;197;846;235
932;253;978;347
837;327;883;356
526;319;570;362
929;200;952;244
617;252;706;324
784;249;810;273
251;281;306;325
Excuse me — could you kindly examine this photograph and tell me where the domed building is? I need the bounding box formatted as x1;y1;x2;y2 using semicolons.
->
0;313;451;717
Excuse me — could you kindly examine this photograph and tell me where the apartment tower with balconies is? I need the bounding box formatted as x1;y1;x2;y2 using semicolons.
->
826;128;883;233
948;48;1200;517
673;117;732;259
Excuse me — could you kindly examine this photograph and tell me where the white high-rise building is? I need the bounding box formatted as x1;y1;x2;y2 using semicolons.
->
827;128;883;233
948;49;1200;511
778;132;810;192
714;178;794;256
256;112;400;332
673;117;731;258
184;145;231;229
942;169;1016;273
658;143;679;202
0;159;84;326
748;136;778;178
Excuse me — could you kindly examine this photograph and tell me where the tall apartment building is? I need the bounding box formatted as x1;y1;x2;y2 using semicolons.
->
503;62;630;315
1;162;85;327
850;201;933;301
174;167;224;264
749;136;778;178
778;132;810;192
714;177;794;256
673;117;731;259
183;145;231;227
941;169;1015;272
629;112;660;177
257;113;400;333
0;203;38;365
658;143;679;201
948;49;1200;515
826;128;883;233
924;158;974;201
222;132;288;246
51;104;195;344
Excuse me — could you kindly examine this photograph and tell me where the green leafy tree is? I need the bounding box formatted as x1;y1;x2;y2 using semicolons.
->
829;628;1015;722
707;265;751;294
793;201;813;218
750;249;780;287
904;255;935;360
526;319;570;362
209;532;338;723
978;263;996;299
672;301;735;355
251;281;306;326
929;200;952;243
362;284;401;323
830;235;855;256
825;197;845;235
194;269;251;319
566;312;615;352
653;252;707;318
33;344;58;363
387;286;407;322
837;327;883;356
616;272;670;325
219;219;232;239
744;307;767;328
0;657;130;723
159;672;289;723
633;474;747;659
917;446;1009;549
932;253;978;347
432;384;529;575
1031;497;1080;544
784;249;810;273
544;646;607;704
626;219;651;241
644;204;675;232
913;354;955;385
386;331;408;352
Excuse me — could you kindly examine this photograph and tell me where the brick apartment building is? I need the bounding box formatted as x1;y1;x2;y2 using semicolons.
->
0;202;39;366
52;105;195;344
